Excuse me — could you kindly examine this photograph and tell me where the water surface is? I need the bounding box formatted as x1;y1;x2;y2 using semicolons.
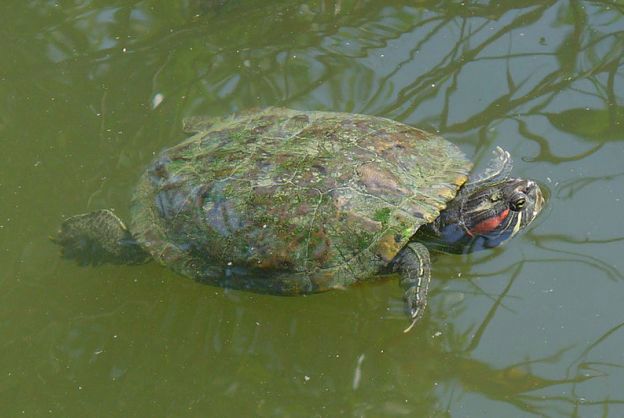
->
2;1;624;416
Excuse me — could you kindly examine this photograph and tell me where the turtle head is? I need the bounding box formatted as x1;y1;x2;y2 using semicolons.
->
420;148;544;253
450;177;544;251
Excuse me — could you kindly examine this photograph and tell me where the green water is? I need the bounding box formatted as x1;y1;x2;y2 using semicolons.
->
2;1;624;416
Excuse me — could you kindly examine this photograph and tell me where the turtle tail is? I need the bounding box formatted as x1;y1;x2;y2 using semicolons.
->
52;209;151;266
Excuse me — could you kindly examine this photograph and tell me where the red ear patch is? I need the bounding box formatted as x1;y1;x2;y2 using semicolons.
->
467;208;510;237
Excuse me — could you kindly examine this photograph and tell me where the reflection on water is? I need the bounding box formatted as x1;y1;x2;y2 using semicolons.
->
1;1;624;416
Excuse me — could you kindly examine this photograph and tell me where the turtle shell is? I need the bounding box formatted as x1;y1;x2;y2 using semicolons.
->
130;108;471;294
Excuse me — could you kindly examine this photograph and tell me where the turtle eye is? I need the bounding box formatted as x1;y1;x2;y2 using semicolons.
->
510;195;526;211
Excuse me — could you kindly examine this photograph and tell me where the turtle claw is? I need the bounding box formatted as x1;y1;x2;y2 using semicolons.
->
403;311;420;333
462;147;513;194
402;301;424;333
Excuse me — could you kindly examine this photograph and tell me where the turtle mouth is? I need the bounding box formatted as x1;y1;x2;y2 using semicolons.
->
511;179;544;222
527;180;544;220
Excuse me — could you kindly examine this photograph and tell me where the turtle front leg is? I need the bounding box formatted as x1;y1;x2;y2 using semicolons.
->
393;242;431;333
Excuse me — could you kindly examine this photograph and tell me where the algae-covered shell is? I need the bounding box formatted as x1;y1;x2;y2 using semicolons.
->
130;108;472;293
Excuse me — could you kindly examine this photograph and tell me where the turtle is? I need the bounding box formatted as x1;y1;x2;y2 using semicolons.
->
54;107;544;330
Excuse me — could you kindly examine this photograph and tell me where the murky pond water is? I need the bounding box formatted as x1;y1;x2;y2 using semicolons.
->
2;1;624;416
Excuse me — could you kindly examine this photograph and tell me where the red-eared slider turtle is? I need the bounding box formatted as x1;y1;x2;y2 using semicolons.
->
54;108;544;330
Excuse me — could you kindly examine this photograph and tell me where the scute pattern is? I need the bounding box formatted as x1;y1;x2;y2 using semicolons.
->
130;108;471;293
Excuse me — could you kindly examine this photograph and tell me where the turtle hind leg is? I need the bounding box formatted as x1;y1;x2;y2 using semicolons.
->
52;209;151;266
